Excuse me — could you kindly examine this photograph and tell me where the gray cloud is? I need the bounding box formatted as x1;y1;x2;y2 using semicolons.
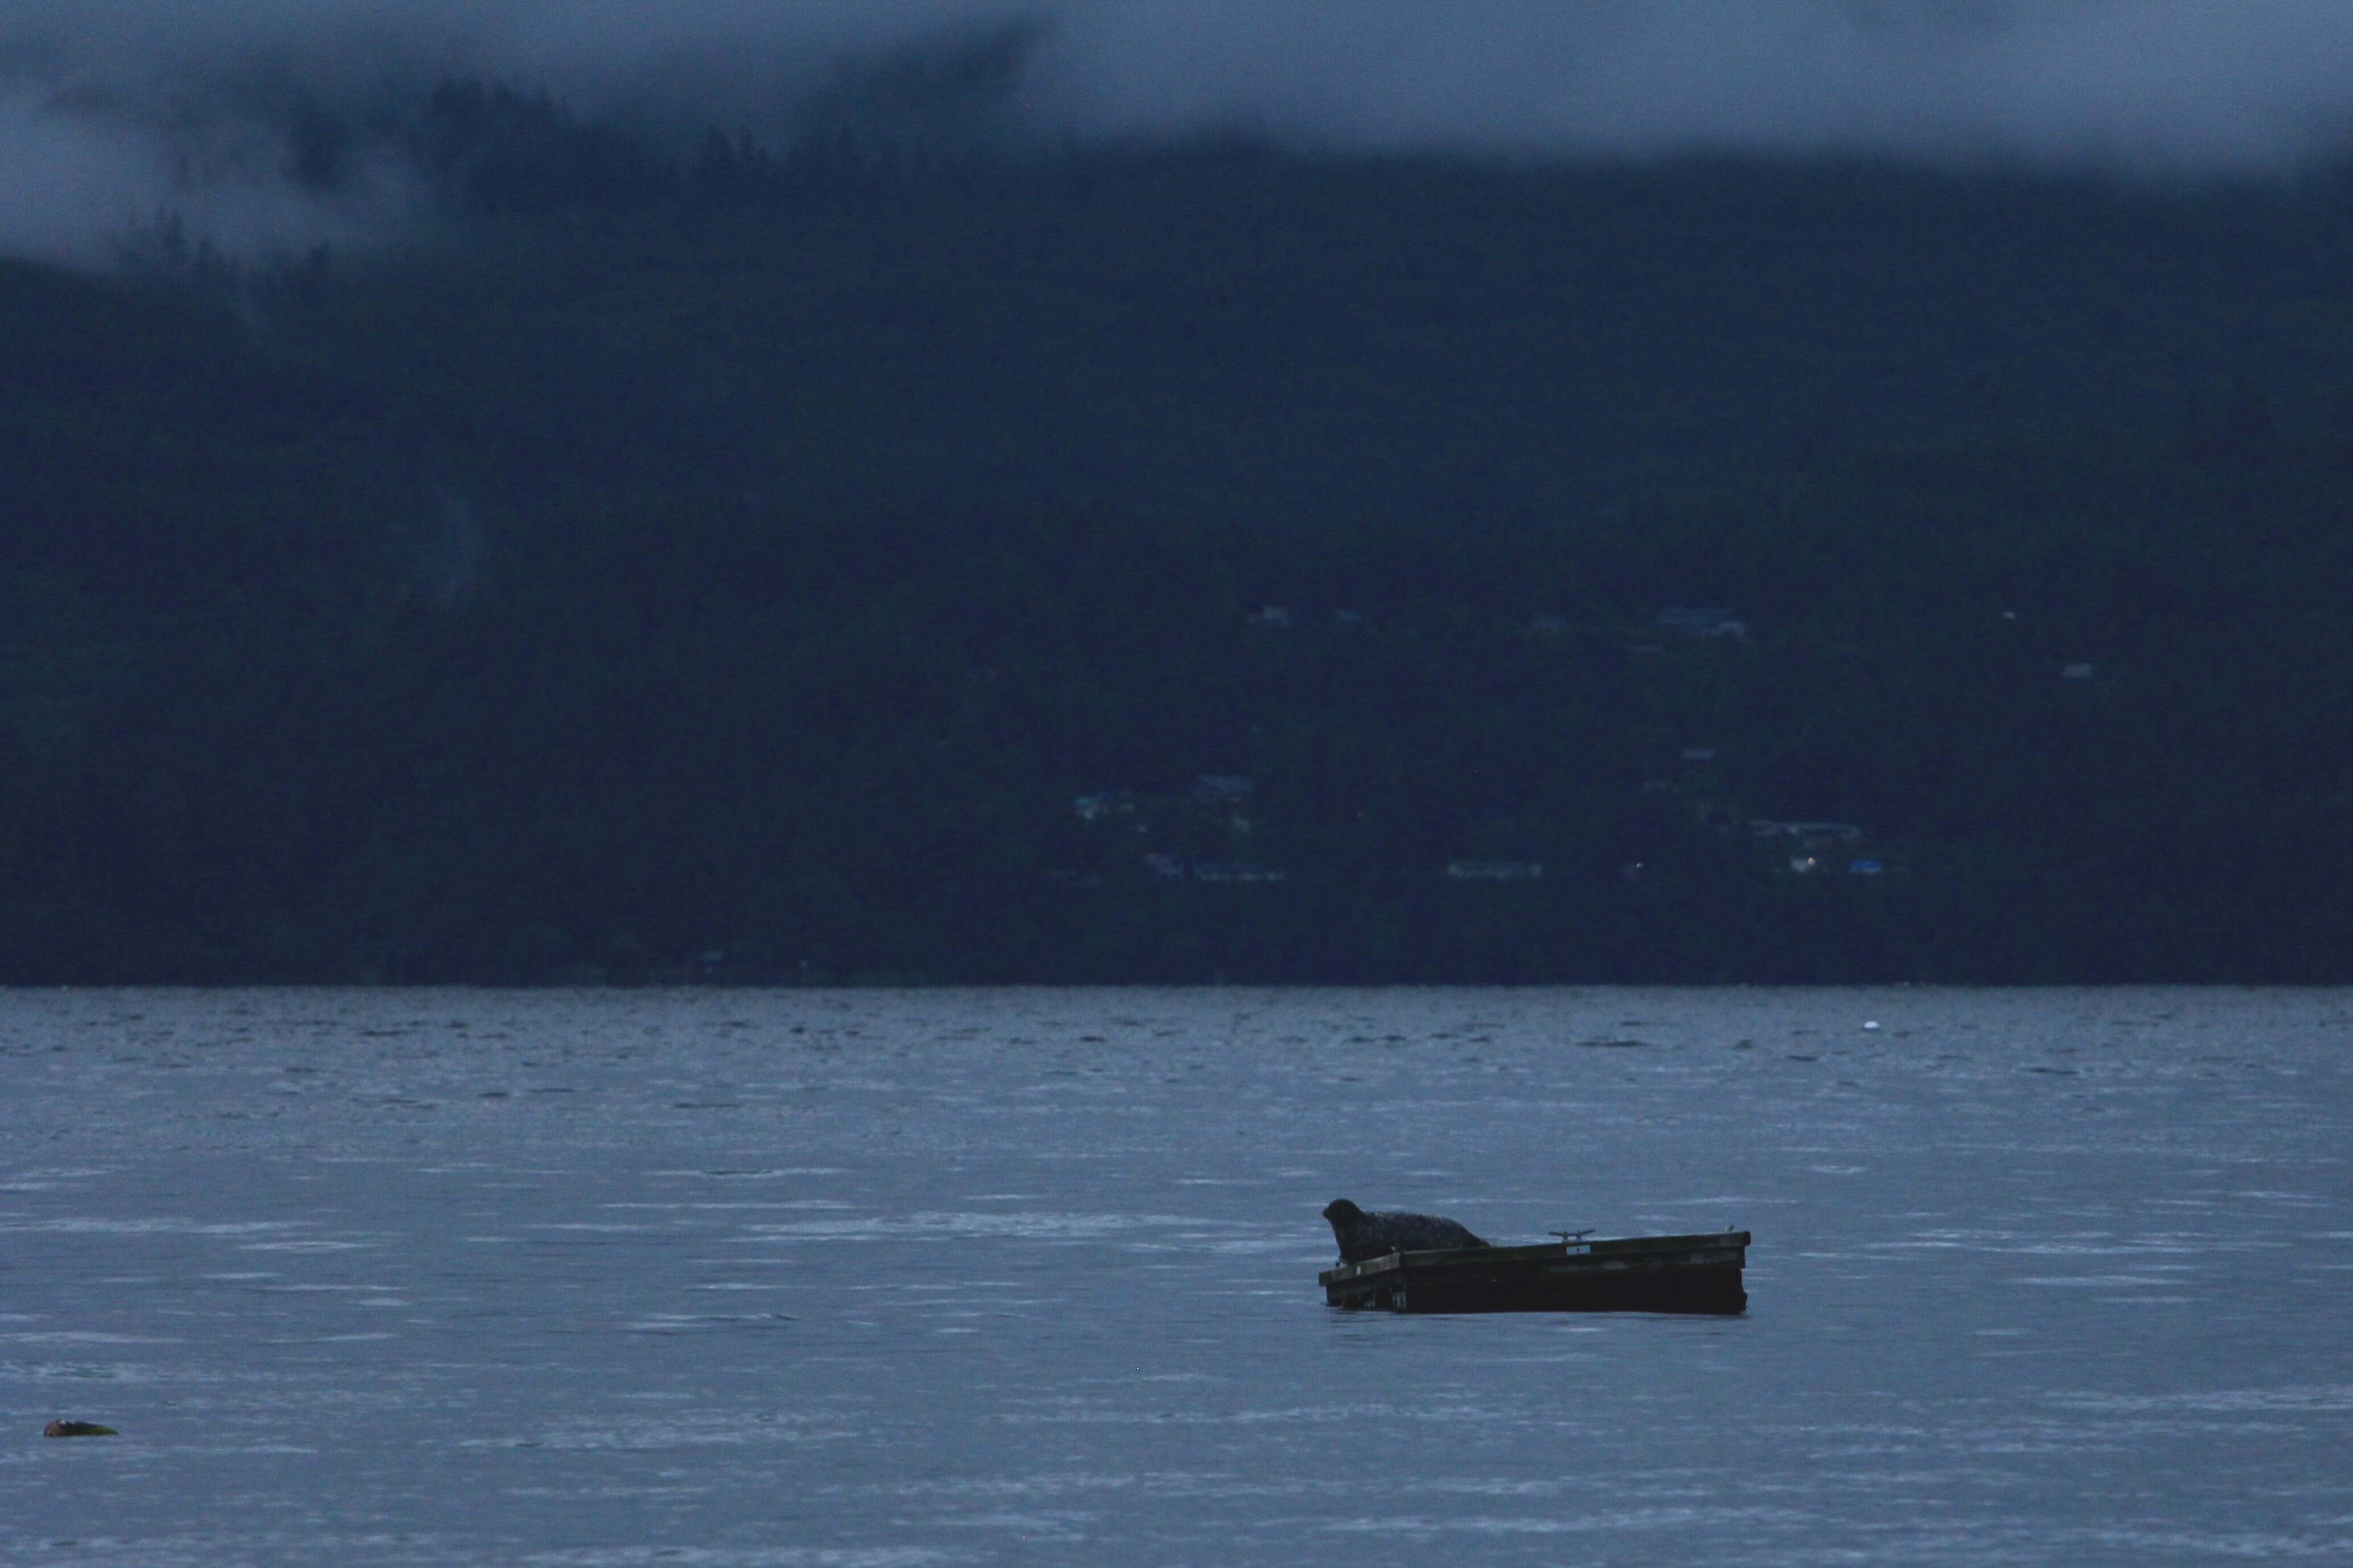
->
6;1;2353;262
1047;1;2353;168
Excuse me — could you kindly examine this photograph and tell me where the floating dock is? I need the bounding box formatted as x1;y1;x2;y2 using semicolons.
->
1319;1230;1749;1314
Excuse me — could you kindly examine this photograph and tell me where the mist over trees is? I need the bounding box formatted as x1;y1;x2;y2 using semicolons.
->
7;87;2353;983
17;3;2353;265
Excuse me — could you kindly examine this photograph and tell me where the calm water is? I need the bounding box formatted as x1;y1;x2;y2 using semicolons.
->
4;987;2350;1565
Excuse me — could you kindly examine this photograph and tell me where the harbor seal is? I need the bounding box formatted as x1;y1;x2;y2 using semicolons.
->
1323;1198;1489;1264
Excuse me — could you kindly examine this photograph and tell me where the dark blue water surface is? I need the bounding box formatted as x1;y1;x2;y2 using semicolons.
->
5;987;2350;1565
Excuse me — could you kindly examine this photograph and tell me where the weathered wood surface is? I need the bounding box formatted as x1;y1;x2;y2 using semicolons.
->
1319;1230;1749;1315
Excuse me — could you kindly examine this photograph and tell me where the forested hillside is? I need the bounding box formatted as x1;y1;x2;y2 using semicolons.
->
7;98;2353;982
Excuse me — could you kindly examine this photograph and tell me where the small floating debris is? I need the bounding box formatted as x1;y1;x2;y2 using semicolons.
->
43;1420;118;1438
1862;1020;1882;1031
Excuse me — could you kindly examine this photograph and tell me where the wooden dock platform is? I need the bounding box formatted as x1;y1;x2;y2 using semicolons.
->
1319;1230;1749;1315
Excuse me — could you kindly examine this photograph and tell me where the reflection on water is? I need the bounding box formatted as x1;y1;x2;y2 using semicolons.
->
4;987;2351;1565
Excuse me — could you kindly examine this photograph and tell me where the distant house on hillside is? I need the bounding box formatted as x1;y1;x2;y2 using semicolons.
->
1750;820;1864;847
1658;607;1748;640
1192;863;1287;883
1073;791;1136;824
1446;861;1545;882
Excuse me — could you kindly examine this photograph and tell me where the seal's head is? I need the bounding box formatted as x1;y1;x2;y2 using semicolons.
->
1323;1199;1363;1225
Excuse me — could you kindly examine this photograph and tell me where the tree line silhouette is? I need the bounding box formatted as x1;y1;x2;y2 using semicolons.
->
7;90;2353;981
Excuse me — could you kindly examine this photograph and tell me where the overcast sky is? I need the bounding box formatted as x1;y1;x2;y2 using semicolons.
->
7;1;2353;261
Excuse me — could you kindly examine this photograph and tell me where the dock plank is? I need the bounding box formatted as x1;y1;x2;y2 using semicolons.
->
1320;1230;1749;1315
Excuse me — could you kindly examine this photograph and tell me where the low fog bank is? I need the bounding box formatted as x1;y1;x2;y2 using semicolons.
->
7;0;2353;262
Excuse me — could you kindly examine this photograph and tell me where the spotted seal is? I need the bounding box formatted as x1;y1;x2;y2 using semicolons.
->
1322;1198;1489;1264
